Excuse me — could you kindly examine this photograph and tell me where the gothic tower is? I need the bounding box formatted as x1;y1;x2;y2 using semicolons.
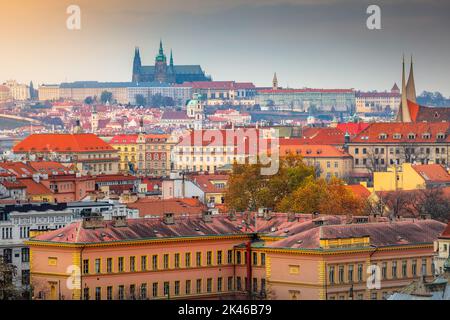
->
132;47;142;83
272;72;278;90
406;56;417;103
154;40;168;83
396;56;412;123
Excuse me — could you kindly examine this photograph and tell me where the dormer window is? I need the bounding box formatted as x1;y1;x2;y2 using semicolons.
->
393;133;402;139
422;133;431;139
437;132;446;139
407;133;416;140
379;133;387;140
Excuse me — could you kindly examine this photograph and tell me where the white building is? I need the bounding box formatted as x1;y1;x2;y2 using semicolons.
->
3;80;30;101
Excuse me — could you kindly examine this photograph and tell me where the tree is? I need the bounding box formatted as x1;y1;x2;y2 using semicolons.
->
135;94;146;106
100;91;113;104
0;258;26;300
84;96;94;105
411;187;450;222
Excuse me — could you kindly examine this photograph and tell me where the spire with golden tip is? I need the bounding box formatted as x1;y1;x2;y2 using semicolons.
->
397;55;412;122
406;55;417;103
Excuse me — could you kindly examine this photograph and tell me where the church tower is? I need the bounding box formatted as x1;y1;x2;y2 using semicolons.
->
406;56;417;103
396;56;412;123
91;106;99;134
154;40;168;83
272;72;278;90
132;47;142;83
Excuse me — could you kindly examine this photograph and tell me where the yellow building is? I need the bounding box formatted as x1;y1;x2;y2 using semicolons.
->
373;163;450;192
110;134;141;173
38;84;60;101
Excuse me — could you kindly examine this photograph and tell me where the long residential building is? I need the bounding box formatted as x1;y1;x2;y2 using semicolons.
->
256;88;355;112
26;212;445;300
355;84;400;114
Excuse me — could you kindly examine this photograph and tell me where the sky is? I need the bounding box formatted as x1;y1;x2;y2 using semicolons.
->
0;0;449;95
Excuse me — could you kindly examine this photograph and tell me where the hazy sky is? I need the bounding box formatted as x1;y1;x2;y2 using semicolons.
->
1;0;449;95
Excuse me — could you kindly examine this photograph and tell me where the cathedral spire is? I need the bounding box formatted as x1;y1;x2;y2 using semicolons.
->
170;49;174;67
159;39;164;55
397;55;412;122
272;72;278;90
406;55;417;103
132;47;142;82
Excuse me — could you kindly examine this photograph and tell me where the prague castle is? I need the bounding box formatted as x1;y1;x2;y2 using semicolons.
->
132;40;211;84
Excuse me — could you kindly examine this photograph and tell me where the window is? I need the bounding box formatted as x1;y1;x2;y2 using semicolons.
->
107;286;113;300
412;260;417;276
95;259;101;274
422;259;427;276
227;250;233;264
95;287;101;300
141;256;147;271
140;283;147;300
236;251;242;264
348;265;354;283
129;256;136;272
228;277;233;291
358;264;363;282
196;279;202;294
164;282;170;297
118;285;124;300
83;259;89;274
329;266;335;284
83;287;90;300
152;283;158;297
185;280;191;295
196;252;202;267
402;261;407;277
217;251;223;265
392;261;397;278
261;279;266;293
206;251;212;266
107;258;112;273
338;265;344;283
21;248;29;263
130;284;136;300
207;278;212;293
118;257;124;272
236;277;242;291
185;252;191;267
174;253;180;268
217;277;223;292
152;255;158;270
174;281;180;296
163;254;169;269
252;252;257;265
382;262;387;280
261;253;266;266
252;278;258;293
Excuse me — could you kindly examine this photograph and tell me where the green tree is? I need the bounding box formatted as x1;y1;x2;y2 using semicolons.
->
100;91;113;104
84;96;94;105
135;94;147;106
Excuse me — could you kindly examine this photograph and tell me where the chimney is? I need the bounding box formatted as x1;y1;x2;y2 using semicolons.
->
202;211;212;223
112;215;127;227
287;212;296;222
163;212;175;225
82;214;105;229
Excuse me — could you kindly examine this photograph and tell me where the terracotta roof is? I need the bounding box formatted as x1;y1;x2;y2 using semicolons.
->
27;161;69;175
189;174;229;193
95;174;139;183
344;184;371;199
409;101;450;122
351;122;450;143
0;162;36;177
110;134;139;144
18;178;52;195
1;180;26;189
268;219;446;249
440;222;450;239
412;164;450;183
181;81;255;90
13;134;116;153
161;111;189;120
30;215;248;244
336;123;370;136
301;127;346;145
279;141;351;158
127;198;206;217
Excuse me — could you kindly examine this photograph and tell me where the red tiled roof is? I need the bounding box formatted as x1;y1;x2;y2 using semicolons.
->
336;123;370;136
27;161;69;175
301;127;346;145
412;164;450;183
344;184;371;199
0;162;36;177
127;198;206;217
18;178;52;195
351;122;450;143
440;222;450;239
13;134;115;153
110;134;138;144
161;111;189;120
181;81;255;90
1;180;26;189
268;219;446;249
279;141;351;158
95;174;139;183
190;174;229;193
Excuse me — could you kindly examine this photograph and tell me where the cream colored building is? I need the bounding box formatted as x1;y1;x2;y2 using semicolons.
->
0;85;11;102
3;80;30;100
355;84;400;114
38;84;60;101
